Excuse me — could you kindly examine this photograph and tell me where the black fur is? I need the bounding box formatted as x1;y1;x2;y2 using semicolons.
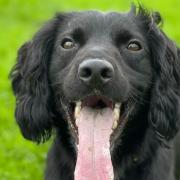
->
10;6;180;180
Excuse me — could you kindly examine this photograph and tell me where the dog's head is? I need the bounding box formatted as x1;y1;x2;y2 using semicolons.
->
10;6;180;147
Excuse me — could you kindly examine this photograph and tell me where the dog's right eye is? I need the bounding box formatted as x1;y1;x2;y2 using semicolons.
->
127;41;142;51
61;38;75;49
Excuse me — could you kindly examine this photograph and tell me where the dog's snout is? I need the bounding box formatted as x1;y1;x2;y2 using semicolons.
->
78;59;114;86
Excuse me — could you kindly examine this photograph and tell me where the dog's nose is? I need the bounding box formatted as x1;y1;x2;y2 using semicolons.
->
78;59;114;86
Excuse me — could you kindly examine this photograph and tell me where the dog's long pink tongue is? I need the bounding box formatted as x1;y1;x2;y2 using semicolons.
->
75;107;114;180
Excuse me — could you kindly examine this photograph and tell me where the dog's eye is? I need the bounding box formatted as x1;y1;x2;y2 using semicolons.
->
127;41;142;51
61;38;75;49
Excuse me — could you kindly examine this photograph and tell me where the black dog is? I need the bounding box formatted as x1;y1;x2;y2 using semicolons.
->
10;5;180;180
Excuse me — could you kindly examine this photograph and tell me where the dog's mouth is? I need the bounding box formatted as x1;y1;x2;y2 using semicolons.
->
62;95;129;179
64;95;128;142
75;96;120;133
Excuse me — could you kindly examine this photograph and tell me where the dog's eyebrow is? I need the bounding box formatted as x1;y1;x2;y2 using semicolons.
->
62;27;86;42
72;27;84;37
72;27;86;43
111;29;133;44
116;30;133;42
59;26;84;37
113;29;144;44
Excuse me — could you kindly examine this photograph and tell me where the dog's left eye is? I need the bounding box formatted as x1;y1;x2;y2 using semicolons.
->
127;41;142;51
61;38;75;49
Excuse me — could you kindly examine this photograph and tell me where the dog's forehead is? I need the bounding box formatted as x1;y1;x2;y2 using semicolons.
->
64;11;138;34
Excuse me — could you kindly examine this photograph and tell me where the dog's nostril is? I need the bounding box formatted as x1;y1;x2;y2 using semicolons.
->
101;67;114;80
80;67;92;78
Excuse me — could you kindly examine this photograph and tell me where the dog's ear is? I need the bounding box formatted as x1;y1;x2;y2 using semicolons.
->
10;17;62;143
137;8;180;143
149;34;180;143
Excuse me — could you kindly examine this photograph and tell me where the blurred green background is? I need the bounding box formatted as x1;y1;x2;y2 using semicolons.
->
0;0;179;179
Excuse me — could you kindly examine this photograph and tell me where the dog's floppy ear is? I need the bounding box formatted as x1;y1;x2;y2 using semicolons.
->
138;9;180;143
149;34;180;143
10;17;61;143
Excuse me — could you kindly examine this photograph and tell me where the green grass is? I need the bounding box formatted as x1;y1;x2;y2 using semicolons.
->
0;0;180;179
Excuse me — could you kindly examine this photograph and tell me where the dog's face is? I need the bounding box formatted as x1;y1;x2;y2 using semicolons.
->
50;11;153;141
10;7;180;173
50;11;152;101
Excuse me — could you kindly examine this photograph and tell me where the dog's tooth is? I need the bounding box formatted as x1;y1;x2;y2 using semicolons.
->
76;101;82;107
113;110;119;122
112;120;118;130
112;103;121;130
75;101;82;120
113;103;121;121
115;103;121;110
